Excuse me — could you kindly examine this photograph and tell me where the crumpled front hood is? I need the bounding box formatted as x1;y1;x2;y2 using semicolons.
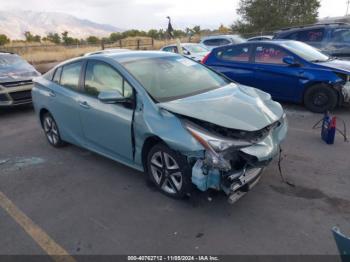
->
158;83;284;131
0;64;39;83
317;59;350;74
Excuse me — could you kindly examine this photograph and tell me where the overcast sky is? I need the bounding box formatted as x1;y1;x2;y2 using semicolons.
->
1;0;348;30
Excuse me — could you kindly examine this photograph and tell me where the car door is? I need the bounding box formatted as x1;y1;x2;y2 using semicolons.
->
208;44;257;87
78;60;134;162
48;62;84;144
252;44;302;101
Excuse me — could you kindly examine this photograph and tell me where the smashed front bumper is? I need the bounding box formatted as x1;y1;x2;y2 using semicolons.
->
0;81;33;107
190;115;288;203
341;82;350;104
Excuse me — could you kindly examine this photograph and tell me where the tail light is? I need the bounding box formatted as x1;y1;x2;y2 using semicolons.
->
201;53;211;64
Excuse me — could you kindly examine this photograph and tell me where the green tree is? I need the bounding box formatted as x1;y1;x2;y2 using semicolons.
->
109;32;123;42
234;0;320;33
46;33;61;44
192;26;201;35
86;36;100;44
61;31;77;45
0;34;10;45
147;29;159;39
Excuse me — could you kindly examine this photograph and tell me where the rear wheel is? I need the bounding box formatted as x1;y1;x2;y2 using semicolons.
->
42;113;66;147
146;143;192;198
304;84;338;113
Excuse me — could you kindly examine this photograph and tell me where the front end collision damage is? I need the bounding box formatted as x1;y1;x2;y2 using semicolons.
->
131;84;288;203
182;114;288;203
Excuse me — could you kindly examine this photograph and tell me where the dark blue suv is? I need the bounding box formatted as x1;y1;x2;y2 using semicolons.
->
203;40;350;113
274;23;350;59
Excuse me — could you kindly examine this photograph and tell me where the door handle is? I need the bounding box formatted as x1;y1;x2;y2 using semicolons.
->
79;101;90;109
48;90;56;97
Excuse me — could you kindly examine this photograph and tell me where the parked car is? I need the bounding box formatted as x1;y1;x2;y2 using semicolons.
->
161;43;209;62
84;48;131;56
274;23;350;59
200;35;245;50
247;35;273;41
0;52;40;107
203;40;350;113
32;51;287;203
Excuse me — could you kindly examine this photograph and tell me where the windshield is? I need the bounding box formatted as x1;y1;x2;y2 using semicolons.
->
184;45;208;53
281;41;329;62
0;54;27;67
121;55;230;102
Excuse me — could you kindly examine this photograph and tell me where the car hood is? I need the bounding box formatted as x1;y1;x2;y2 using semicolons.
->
0;64;39;83
317;59;350;74
158;83;284;131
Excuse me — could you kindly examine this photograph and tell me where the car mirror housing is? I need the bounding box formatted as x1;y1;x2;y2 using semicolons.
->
283;56;300;67
98;90;126;103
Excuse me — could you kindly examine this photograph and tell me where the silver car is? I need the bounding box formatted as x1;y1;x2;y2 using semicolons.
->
161;43;210;62
0;52;40;107
200;35;246;50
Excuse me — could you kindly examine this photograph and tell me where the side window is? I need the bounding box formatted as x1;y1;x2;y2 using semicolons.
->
254;45;289;65
331;28;350;43
84;61;132;98
218;45;250;62
52;67;62;84
60;62;83;91
297;29;325;42
163;46;178;53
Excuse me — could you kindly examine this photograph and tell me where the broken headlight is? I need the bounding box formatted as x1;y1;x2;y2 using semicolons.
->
183;120;253;171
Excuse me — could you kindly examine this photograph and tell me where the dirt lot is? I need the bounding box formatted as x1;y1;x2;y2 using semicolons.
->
0;103;349;257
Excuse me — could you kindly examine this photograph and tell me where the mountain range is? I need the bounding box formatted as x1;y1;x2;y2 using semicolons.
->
0;10;122;40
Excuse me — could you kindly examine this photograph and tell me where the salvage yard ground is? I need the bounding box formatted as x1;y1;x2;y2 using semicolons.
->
0;104;349;256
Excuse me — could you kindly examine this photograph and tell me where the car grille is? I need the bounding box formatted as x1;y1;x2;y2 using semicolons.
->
10;91;32;101
0;94;8;102
1;80;33;88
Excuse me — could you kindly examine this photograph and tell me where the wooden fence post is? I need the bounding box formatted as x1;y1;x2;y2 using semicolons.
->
137;39;140;50
101;39;105;50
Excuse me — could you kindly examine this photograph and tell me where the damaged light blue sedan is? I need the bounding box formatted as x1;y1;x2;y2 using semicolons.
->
32;51;288;203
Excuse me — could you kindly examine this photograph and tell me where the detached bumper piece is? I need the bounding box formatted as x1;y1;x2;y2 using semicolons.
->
0;80;33;106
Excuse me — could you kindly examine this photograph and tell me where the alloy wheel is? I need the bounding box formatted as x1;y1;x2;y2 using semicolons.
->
150;151;183;195
43;115;59;146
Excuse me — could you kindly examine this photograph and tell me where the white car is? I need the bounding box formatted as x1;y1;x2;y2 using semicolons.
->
161;43;209;62
200;35;246;50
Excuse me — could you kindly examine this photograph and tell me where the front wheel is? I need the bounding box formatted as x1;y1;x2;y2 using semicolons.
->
146;143;192;198
304;84;338;113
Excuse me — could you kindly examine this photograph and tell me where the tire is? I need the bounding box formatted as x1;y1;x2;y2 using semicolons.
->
42;112;66;147
146;143;192;199
304;84;338;113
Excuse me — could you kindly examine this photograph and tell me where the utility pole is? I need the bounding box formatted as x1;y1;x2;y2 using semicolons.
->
347;0;350;16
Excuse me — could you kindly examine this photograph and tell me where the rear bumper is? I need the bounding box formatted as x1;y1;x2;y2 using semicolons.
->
0;83;33;107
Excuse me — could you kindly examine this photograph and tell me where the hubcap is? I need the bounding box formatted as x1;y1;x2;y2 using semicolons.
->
150;151;183;195
313;92;329;106
43;116;59;145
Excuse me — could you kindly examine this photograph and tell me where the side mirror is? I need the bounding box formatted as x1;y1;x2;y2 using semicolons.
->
183;50;191;55
98;90;126;104
283;56;300;67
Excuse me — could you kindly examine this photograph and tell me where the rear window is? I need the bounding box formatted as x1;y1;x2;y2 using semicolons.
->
203;38;231;46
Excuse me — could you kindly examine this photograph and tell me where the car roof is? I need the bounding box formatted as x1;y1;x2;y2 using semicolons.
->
84;48;131;56
201;35;240;40
91;50;178;63
162;43;200;48
276;22;350;34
